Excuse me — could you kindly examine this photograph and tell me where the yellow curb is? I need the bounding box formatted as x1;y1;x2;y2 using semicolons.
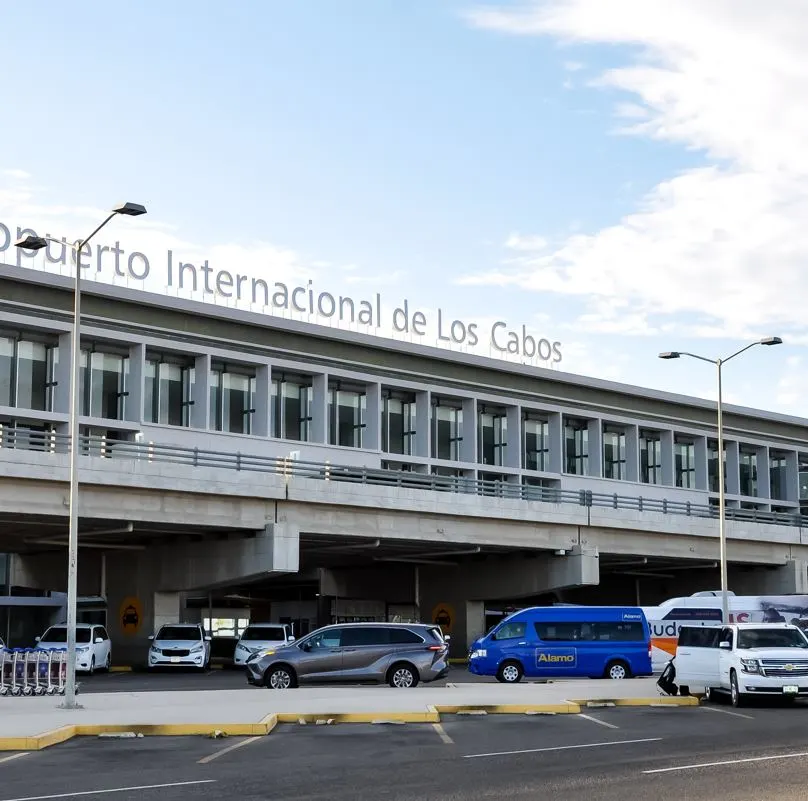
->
568;697;699;708
435;702;581;715
108;666;133;673
276;710;441;724
447;659;469;665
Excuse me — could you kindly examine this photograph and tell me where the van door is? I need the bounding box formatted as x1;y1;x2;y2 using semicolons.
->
533;621;581;677
677;626;720;685
490;620;531;674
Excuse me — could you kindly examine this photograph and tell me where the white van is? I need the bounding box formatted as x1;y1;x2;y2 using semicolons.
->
233;623;294;666
675;623;808;707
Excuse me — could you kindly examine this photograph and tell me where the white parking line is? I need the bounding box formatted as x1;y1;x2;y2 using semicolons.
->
643;750;808;775
700;706;755;720
432;723;454;745
577;714;619;730
0;779;215;801
464;737;662;760
0;754;29;765
198;735;264;764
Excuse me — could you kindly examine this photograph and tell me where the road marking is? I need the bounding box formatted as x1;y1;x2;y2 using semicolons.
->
700;706;755;720
198;735;264;764
0;754;29;765
464;737;662;760
577;713;619;730
643;750;808;775
432;723;454;744
0;780;216;801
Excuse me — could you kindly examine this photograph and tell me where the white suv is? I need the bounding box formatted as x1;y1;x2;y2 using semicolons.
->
233;624;294;666
148;624;211;670
36;624;112;674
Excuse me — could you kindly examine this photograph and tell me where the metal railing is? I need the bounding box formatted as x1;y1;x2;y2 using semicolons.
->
1;427;806;529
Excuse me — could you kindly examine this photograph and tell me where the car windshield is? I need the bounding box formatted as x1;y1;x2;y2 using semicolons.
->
241;626;286;642
41;627;91;644
737;628;808;649
157;627;200;641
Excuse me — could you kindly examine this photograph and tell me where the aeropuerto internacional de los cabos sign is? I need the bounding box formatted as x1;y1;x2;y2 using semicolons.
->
1;220;562;365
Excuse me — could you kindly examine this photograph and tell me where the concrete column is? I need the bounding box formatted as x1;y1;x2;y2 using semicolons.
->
661;429;675;486
415;390;430;458
311;373;328;443
725;440;740;495
548;412;563;474
364;382;381;451
786;451;799;503
587;419;602;478
505;405;521;469
54;332;73;414
694;436;708;490
191;354;210;430
126;344;145;424
756;446;770;499
153;592;181;633
253;364;271;437
625;424;639;483
461;397;476;464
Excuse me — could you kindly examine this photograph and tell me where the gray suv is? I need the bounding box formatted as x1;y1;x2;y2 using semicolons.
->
245;622;450;689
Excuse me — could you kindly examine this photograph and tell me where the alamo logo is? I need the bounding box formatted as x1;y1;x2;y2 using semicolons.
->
536;650;577;666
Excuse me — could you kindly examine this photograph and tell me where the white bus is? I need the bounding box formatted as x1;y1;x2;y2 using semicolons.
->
642;591;808;671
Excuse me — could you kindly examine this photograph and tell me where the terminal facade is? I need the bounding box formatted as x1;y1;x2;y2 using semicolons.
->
1;263;808;661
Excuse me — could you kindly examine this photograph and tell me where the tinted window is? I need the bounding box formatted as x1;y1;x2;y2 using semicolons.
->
157;626;201;641
42;627;91;644
389;628;425;644
662;607;722;622
535;621;646;642
341;627;390;646
307;628;344;649
242;626;286;642
97;628;109;641
737;628;808;649
493;622;526;640
678;627;720;648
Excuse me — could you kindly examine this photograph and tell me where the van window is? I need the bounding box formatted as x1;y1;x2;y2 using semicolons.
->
678;627;720;648
535;621;645;642
241;626;286;642
341;627;390;647
389;628;425;644
661;607;722;622
493;622;526;641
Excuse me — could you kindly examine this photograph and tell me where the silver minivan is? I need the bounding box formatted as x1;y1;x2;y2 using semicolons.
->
245;622;450;689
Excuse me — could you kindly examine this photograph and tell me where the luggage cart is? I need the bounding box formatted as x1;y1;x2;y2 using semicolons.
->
10;649;25;696
22;649;39;696
0;648;11;696
50;649;67;696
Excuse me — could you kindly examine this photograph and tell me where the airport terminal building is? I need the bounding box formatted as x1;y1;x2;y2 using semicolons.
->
1;263;808;660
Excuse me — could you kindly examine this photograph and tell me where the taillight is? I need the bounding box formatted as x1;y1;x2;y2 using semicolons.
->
427;645;443;651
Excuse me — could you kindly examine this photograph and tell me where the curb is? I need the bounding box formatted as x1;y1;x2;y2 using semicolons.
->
0;698;697;752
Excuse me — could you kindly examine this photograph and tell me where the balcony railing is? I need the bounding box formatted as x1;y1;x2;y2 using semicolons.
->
0;428;805;529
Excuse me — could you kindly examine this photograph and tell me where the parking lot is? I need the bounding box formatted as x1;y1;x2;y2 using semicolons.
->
2;705;808;800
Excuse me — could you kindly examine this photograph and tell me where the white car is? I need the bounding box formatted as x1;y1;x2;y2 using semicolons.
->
148;624;211;670
36;624;112;674
233;624;295;666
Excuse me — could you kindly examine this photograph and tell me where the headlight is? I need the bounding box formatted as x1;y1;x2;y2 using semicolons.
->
740;658;760;674
190;644;204;653
150;647;161;655
236;643;247;652
470;649;487;658
77;646;90;653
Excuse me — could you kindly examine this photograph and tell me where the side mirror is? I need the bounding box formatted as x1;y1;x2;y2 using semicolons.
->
444;635;452;642
719;641;731;649
301;642;312;652
35;636;41;643
95;637;103;644
148;635;154;641
204;636;212;642
288;636;296;642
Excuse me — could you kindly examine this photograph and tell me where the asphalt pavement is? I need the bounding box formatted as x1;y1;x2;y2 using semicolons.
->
1;704;807;800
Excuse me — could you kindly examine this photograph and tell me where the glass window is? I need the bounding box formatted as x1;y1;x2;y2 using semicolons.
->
708;440;726;493
0;337;13;406
328;388;366;448
479;409;507;466
211;368;256;434
675;439;696;489
341;627;390;646
241;626;287;642
389;628;425;644
16;341;49;411
737;628;808;649
382;395;415;455
158;625;203;641
603;427;626;480
564;420;588;475
770;455;788;501
535;621;645;641
677;627;721;648
640;430;662;484
306;628;344;649
145;360;194;427
84;351;127;419
524;417;549;472
493;621;526;640
739;449;758;497
272;378;312;441
432;404;462;461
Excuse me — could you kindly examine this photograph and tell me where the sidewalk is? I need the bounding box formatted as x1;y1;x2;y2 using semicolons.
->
0;679;694;749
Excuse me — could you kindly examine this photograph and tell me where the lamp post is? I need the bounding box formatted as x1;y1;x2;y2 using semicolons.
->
659;336;783;625
14;202;146;708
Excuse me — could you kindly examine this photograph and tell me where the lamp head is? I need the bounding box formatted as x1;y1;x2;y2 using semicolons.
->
13;235;48;251
760;336;783;346
112;202;147;217
659;351;681;360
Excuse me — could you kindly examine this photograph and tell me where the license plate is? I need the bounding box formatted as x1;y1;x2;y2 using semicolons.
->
170;657;181;664
783;685;799;694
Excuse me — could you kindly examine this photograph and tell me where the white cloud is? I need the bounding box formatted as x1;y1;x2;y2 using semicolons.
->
563;60;584;72
463;1;808;340
3;169;30;180
505;232;548;251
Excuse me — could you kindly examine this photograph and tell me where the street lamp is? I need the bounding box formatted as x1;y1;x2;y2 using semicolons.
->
14;202;146;708
659;336;783;625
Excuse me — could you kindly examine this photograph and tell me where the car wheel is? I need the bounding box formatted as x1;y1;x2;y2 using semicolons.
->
497;660;523;684
605;660;630;680
265;665;296;690
388;662;419;688
105;654;111;672
89;657;95;677
730;671;745;707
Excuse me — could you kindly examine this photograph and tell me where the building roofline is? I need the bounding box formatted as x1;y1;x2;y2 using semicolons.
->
2;262;805;428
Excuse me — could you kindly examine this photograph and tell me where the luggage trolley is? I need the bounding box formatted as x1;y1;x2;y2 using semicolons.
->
0;647;11;696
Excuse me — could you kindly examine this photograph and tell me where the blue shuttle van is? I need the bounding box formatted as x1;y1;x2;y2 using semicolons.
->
468;606;653;682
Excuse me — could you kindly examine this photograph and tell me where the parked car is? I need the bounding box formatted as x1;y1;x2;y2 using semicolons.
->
245;622;449;689
36;624;112;674
233;623;295;667
148;624;211;670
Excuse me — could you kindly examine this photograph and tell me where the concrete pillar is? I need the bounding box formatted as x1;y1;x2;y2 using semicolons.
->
191;354;210;430
461;397;476;464
548;412;563;474
725;440;740;496
625;424;639;483
253;364;271;437
153;592;181;633
756;446;770;500
786;451;800;503
415;390;430;458
661;429;675;486
694;436;708;490
505;405;521;469
311;373;328;443
126;344;145;424
54;332;73;414
365;382;381;451
587;419;602;478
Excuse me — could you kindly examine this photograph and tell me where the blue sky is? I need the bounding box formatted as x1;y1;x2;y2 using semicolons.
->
2;1;803;415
